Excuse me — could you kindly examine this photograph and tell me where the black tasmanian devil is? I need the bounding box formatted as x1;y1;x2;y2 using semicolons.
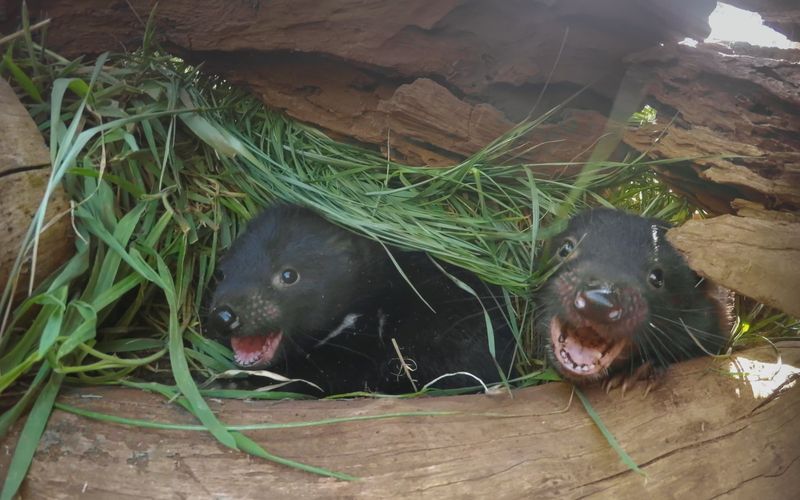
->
538;208;731;393
204;204;517;395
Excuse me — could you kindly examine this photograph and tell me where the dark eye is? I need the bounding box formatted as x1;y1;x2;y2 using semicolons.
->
648;268;664;288
557;239;575;259
212;269;225;282
280;269;299;285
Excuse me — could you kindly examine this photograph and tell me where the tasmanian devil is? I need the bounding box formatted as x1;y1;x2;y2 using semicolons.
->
538;208;731;393
204;204;517;395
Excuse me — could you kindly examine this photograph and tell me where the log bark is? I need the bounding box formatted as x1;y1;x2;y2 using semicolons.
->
1;342;798;499
8;1;798;210
624;42;800;214
10;0;717;166
667;214;800;318
0;78;73;307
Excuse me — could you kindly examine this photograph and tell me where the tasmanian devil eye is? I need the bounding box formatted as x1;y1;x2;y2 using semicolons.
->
648;268;664;288
280;269;299;285
557;239;575;259
212;269;225;282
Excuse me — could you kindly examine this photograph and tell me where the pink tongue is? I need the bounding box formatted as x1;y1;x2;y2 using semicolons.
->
230;332;283;367
563;335;604;365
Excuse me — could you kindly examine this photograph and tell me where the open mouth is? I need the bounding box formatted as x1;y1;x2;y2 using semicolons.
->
230;331;283;368
549;317;627;377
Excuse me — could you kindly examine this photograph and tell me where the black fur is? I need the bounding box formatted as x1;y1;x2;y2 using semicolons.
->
205;205;517;395
537;208;731;383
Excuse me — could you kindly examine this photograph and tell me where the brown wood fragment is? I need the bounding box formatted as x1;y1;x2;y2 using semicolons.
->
7;0;717;165
668;215;800;317
731;199;800;223
0;78;73;307
0;78;50;173
624;43;800;214
1;343;798;498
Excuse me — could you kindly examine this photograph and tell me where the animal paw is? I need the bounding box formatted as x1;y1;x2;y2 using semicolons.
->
602;363;666;397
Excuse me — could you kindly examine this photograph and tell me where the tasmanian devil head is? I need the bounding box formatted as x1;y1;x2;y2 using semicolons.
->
539;208;730;384
205;205;392;368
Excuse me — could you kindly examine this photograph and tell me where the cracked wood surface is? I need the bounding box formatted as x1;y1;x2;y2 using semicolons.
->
9;0;716;167
6;2;797;214
624;42;800;214
2;343;798;499
0;78;73;306
668;215;800;317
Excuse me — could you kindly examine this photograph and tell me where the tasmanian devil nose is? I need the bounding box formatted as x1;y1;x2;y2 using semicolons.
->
209;305;241;334
574;285;623;323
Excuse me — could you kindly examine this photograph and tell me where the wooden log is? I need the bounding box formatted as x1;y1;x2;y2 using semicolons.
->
668;215;800;317
0;78;73;308
624;42;800;214
8;0;716;166
2;342;798;498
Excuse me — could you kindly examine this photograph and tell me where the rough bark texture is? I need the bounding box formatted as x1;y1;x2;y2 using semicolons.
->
0;78;73;306
668;214;800;318
11;0;717;166
624;42;800;214
1;342;798;499
8;1;797;207
3;1;798;310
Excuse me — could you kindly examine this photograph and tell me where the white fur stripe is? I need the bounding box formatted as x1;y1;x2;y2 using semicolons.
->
315;313;361;347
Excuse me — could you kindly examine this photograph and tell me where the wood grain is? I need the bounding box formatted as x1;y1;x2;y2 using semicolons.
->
668;215;800;317
2;343;798;499
0;78;73;307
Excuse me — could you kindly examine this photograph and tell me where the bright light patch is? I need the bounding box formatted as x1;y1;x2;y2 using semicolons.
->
706;2;799;49
726;355;799;399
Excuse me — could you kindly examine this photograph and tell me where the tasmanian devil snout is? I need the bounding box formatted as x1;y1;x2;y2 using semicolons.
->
207;305;240;335
574;282;623;324
538;208;731;388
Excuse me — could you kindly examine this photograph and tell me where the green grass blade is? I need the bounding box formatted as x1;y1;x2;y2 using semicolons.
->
0;369;63;500
574;387;645;476
231;432;357;481
0;364;50;438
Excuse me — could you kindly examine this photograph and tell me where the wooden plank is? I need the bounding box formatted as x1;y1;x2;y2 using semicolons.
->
0;78;73;306
12;0;716;166
2;342;798;499
668;215;800;317
0;78;50;174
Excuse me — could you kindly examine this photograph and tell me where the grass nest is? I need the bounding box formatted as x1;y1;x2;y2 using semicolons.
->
1;28;795;495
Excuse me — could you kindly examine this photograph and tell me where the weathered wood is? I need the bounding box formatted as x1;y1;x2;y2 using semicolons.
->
668;215;800;317
624;42;800;214
9;0;717;166
731;199;800;223
2;343;798;499
0;78;50;174
10;2;798;215
0;78;73;307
